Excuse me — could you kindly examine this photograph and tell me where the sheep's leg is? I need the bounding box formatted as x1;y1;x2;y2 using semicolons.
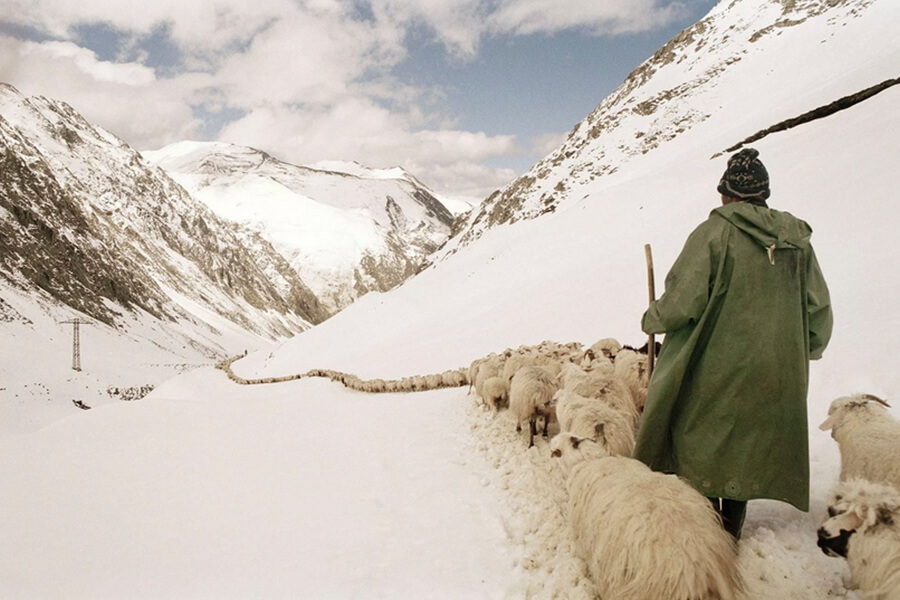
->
529;417;536;447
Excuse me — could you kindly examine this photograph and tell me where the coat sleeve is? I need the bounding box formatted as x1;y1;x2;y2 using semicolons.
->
642;221;719;335
806;245;833;360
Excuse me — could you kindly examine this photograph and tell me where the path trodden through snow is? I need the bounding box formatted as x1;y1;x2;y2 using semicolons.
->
0;368;518;599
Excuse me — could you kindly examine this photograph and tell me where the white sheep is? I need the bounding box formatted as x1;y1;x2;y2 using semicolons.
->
613;347;651;413
557;362;637;429
553;389;635;457
589;337;622;360
549;433;742;600
817;478;900;600
509;366;559;447
819;394;900;489
472;353;507;400
441;369;467;388
482;376;509;413
501;350;541;382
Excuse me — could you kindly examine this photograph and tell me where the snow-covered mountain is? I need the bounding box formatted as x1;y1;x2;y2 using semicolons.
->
0;83;328;337
239;0;899;388
0;83;335;428
3;0;900;597
144;141;457;313
441;0;889;255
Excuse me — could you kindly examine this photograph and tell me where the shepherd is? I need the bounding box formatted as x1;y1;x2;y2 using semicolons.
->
634;147;833;540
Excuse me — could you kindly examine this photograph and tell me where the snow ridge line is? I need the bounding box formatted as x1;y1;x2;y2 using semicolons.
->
215;353;470;393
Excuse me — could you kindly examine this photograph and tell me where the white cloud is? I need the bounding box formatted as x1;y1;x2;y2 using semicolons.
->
211;9;398;110
488;0;687;36
367;0;487;58
217;98;518;200
0;0;693;200
0;37;203;149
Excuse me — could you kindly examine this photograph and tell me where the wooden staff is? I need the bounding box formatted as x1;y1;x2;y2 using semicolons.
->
644;244;657;377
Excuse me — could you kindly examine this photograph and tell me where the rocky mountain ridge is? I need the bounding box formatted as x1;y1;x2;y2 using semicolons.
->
0;83;327;346
145;141;457;313
438;0;881;256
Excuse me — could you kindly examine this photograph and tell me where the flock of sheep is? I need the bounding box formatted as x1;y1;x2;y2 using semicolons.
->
468;338;742;600
216;341;900;599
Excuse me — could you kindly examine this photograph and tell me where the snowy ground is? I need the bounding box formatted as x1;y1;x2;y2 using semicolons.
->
0;360;863;599
3;1;898;597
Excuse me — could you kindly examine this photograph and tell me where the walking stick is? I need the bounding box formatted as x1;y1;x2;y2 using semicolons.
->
644;244;656;378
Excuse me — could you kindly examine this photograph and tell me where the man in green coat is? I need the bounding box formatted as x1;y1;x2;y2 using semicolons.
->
633;148;833;540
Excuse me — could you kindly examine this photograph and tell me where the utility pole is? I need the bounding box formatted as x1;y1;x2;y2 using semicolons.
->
60;317;92;371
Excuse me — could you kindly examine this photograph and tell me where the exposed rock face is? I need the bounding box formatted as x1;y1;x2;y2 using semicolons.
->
145;142;456;314
0;83;327;338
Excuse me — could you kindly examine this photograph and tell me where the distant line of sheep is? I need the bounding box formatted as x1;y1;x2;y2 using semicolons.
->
215;353;469;393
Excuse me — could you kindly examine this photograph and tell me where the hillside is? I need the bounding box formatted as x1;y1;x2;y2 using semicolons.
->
145;141;456;313
241;0;899;392
1;0;899;597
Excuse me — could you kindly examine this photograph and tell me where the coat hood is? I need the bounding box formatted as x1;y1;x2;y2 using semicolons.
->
712;202;812;251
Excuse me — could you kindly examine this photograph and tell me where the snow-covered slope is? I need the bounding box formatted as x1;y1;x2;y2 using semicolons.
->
145;142;457;313
442;0;889;253
0;84;326;334
241;0;899;391
0;84;328;430
3;0;899;598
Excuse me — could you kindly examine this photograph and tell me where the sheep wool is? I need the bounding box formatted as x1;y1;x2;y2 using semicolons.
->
554;389;635;457
550;433;742;600
819;394;900;489
613;348;650;412
509;366;559;447
482;376;509;413
819;478;900;600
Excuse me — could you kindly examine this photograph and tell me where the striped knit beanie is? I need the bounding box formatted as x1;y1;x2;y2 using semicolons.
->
717;148;770;202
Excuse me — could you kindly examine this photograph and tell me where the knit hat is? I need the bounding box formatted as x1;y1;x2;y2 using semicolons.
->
717;148;770;201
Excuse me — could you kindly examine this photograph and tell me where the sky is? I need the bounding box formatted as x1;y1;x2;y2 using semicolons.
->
0;0;717;203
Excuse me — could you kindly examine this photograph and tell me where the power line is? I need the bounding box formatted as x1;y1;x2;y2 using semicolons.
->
59;317;93;372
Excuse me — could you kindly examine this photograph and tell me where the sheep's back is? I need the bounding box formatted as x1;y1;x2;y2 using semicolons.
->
847;526;900;600
836;418;900;488
567;458;740;600
509;367;557;421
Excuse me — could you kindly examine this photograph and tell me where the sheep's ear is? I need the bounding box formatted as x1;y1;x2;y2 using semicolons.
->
819;414;839;431
593;423;607;447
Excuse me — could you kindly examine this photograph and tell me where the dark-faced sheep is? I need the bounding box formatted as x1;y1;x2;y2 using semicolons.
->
817;478;900;599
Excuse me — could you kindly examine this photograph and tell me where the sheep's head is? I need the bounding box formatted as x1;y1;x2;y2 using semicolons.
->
549;432;609;476
591;337;622;359
817;478;900;558
819;394;891;437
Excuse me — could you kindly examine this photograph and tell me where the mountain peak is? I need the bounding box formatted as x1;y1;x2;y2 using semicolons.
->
145;140;456;314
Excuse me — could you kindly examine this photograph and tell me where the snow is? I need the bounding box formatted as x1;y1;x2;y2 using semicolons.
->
0;373;517;599
2;0;899;598
144;140;454;314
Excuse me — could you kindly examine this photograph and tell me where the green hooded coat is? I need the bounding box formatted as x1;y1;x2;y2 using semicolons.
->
633;202;833;511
